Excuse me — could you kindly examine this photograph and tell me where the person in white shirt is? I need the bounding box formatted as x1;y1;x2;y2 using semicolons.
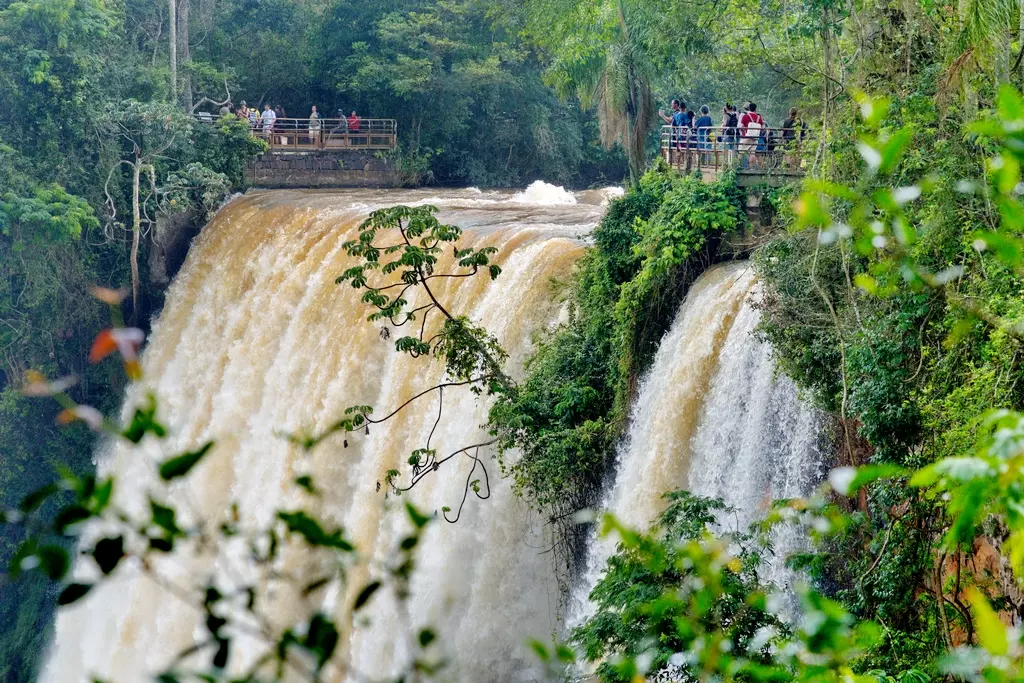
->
308;106;321;145
261;105;276;134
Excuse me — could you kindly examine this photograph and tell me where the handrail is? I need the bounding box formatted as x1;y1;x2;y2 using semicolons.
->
192;114;398;152
659;125;816;176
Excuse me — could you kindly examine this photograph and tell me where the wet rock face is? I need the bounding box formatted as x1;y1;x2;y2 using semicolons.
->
150;208;201;286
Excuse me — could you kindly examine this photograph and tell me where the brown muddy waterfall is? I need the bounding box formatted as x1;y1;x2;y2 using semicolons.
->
42;184;824;683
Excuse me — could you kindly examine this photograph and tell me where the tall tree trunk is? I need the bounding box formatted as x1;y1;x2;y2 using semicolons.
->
130;161;142;326
169;0;177;101
179;0;193;111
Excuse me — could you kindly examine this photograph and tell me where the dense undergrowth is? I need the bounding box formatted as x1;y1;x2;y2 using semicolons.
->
489;164;747;575
753;86;1024;673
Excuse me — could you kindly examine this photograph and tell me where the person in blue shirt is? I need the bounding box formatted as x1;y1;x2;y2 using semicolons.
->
660;99;690;127
694;105;713;150
660;99;694;151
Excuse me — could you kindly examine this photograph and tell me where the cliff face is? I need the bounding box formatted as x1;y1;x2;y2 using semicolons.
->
150;207;202;287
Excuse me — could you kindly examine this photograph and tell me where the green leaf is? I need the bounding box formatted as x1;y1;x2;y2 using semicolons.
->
92;536;124;575
37;544;70;579
277;511;354;551
405;502;431;529
19;483;59;513
58;583;93;605
418;628;436;647
967;588;1008;656
158;442;214;481
828;465;906;496
122;395;167;444
353;581;382;610
54;504;92;533
150;500;181;535
295;475;319;495
302;614;339;668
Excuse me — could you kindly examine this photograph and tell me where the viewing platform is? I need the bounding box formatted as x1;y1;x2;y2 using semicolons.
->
193;115;403;188
660;125;814;187
194;115;398;151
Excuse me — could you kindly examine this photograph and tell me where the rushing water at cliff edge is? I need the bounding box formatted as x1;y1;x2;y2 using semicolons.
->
42;184;825;683
567;262;828;633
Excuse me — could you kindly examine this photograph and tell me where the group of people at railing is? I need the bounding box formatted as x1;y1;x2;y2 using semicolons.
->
659;99;809;171
208;101;364;136
194;101;398;149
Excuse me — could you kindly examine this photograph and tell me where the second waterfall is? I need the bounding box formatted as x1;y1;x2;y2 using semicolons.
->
569;262;828;631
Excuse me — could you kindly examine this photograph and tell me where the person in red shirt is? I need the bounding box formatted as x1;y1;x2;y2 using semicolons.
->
739;102;766;168
347;111;362;146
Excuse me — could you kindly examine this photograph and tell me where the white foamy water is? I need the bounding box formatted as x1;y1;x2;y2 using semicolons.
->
567;262;825;633
512;180;578;205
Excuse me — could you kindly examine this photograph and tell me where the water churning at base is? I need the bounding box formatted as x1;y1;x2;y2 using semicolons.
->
569;262;825;630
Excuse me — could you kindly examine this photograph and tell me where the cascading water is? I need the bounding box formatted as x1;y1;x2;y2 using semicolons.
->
42;186;604;683
42;190;824;683
567;262;826;632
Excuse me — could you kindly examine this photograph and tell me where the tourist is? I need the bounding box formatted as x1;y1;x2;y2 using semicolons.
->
236;101;249;120
658;99;689;128
658;99;694;168
308;105;321;145
739;102;766;168
694;105;713;151
721;104;739;163
348;110;361;145
781;107;805;168
261;104;276;138
248;106;259;128
219;101;232;117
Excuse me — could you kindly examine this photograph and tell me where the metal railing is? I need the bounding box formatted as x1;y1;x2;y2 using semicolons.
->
193;114;398;151
660;125;816;176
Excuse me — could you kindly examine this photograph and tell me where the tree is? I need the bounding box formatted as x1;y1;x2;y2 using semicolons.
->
512;0;658;181
99;101;194;322
169;0;177;101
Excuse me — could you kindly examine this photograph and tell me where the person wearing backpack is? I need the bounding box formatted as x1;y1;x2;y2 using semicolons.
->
739;102;766;168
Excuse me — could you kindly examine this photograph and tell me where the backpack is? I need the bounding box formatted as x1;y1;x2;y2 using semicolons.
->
745;113;764;136
725;112;738;131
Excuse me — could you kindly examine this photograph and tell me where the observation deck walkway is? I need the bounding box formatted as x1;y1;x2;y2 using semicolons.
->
193;114;398;152
660;125;814;187
192;114;402;188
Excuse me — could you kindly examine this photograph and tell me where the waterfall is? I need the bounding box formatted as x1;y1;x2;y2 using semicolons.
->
41;188;604;683
41;191;825;682
567;262;826;632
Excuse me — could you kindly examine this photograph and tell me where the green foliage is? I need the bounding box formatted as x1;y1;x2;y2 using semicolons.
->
317;0;626;185
755;84;1024;677
191;117;269;188
0;185;99;244
491;165;745;513
573;491;781;682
